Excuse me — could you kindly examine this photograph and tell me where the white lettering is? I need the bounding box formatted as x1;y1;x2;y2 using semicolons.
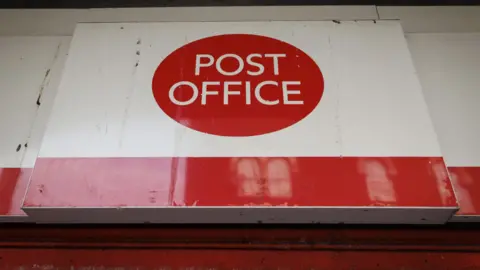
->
282;81;303;105
255;81;279;105
201;81;220;105
245;81;251;105
216;54;244;76
223;81;242;105
169;81;198;106
265;54;286;75
246;54;264;76
195;54;214;76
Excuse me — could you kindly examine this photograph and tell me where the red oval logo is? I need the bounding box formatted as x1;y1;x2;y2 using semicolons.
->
152;34;324;137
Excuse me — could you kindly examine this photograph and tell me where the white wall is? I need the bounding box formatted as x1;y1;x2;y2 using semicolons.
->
407;33;480;220
0;36;69;220
0;37;70;168
407;33;480;167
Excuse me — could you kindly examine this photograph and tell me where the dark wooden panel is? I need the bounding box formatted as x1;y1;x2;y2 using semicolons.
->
1;224;480;270
2;248;480;270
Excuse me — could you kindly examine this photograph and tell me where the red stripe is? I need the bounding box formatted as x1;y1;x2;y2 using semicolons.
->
0;168;31;216
24;157;457;208
448;167;480;216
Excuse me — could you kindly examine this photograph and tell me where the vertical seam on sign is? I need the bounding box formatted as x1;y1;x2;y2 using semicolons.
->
168;157;179;206
328;26;343;157
375;6;380;20
119;37;141;148
169;36;190;206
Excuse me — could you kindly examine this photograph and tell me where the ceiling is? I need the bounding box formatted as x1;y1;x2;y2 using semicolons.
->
1;0;478;8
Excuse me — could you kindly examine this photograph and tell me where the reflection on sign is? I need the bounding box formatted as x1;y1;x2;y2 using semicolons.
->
230;157;297;199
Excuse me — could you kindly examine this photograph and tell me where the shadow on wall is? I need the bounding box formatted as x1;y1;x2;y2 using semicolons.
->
0;168;31;216
0;168;20;215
